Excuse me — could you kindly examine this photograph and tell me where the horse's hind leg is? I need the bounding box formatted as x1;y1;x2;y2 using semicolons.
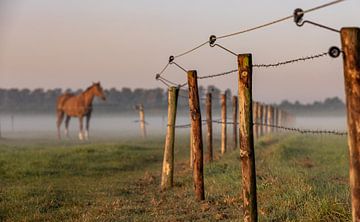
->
78;116;84;141
64;115;71;138
56;111;65;139
85;112;91;140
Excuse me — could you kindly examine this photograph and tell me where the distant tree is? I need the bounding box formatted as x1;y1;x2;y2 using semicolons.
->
121;87;132;106
145;88;164;108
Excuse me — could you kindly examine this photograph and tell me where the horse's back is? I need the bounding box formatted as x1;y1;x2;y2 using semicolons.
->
57;93;88;117
56;93;74;111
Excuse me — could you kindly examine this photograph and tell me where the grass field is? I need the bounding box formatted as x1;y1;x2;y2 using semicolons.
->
0;134;351;221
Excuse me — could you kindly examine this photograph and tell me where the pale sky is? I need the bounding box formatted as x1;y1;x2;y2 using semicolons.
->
0;0;359;103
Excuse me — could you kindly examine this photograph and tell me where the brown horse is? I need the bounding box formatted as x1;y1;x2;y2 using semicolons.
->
56;82;106;140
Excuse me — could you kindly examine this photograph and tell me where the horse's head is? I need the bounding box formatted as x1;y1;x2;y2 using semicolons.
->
92;82;106;100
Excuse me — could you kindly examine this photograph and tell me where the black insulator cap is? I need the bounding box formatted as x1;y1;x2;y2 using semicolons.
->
329;46;341;58
209;35;217;47
294;8;304;24
169;55;175;63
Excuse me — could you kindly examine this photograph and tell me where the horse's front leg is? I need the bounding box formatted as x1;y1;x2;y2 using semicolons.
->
78;116;84;141
56;111;64;140
85;112;92;140
64;115;71;138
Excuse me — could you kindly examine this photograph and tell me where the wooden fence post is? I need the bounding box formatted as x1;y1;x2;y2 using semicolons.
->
262;104;268;136
187;70;205;201
190;127;194;168
274;107;278;132
138;104;147;138
278;109;283;128
269;106;274;134
266;105;271;134
258;103;264;137
341;27;360;221
161;87;179;190
206;93;213;162
221;93;227;155
238;54;258;222
190;92;194;168
232;96;238;150
253;102;259;139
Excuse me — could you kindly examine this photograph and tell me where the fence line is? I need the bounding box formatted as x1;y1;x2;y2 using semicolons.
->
253;52;329;68
155;2;359;219
165;0;345;61
156;48;338;88
155;0;345;80
217;0;345;40
171;118;347;136
253;122;348;136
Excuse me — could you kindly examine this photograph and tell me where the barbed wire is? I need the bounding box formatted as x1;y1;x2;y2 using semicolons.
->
253;52;329;68
211;119;237;125
174;123;192;129
155;0;345;90
171;120;347;136
173;119;233;128
178;93;233;101
156;68;238;88
253;122;348;136
157;49;333;89
133;120;149;125
198;69;238;80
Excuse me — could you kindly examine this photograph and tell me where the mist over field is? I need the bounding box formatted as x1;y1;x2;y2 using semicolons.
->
0;112;347;140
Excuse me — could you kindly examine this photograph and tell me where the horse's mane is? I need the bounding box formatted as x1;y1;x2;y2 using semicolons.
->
84;84;97;93
84;85;93;92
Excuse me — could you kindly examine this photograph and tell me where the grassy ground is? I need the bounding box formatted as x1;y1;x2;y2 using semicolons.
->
0;134;351;221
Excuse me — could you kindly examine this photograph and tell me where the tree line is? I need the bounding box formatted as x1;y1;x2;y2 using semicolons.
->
0;87;344;115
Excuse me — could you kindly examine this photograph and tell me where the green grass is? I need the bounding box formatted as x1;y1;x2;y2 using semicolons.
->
0;134;352;221
255;135;350;221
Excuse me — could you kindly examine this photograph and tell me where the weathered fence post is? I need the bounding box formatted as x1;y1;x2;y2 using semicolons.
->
266;105;272;134
278;109;283;128
206;93;213;162
232;96;238;150
253;102;259;139
261;104;267;135
238;54;258;222
137;104;147;138
190;127;194;168
187;70;205;201
161;87;179;190
268;106;274;134
258;103;264;137
221;93;227;155
341;27;360;222
274;107;278;132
